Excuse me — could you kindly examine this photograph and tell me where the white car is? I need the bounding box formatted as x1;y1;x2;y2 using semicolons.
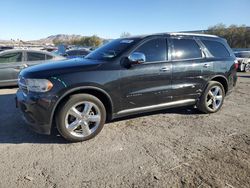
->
234;51;250;72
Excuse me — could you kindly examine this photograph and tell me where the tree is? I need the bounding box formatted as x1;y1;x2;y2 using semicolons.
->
205;24;250;48
89;35;102;47
53;35;103;47
53;38;63;46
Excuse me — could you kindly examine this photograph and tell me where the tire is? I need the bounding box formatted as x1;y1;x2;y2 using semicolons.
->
197;81;225;114
244;63;250;72
56;94;106;142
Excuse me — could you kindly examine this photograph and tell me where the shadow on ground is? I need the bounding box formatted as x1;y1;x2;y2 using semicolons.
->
0;93;67;144
0;92;201;144
238;75;250;78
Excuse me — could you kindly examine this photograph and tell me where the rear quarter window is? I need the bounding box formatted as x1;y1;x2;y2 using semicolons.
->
201;40;230;58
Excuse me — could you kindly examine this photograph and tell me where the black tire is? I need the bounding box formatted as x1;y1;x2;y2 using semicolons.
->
197;81;225;114
56;94;106;142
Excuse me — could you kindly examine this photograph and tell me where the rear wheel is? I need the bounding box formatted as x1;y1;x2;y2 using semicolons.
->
197;81;225;113
56;94;106;142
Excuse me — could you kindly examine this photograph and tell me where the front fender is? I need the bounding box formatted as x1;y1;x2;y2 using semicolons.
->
49;86;114;127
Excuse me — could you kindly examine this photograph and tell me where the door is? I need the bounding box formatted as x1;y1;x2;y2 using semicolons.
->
170;37;212;101
119;37;172;111
0;51;23;85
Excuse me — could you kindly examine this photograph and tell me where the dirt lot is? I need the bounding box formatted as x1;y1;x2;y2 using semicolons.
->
0;73;249;188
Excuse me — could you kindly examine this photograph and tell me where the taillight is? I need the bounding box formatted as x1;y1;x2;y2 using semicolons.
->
234;60;239;70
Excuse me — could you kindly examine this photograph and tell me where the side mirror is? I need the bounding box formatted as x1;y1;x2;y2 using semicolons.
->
128;52;146;65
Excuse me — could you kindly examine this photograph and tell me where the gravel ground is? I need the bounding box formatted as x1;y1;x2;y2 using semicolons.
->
0;73;249;188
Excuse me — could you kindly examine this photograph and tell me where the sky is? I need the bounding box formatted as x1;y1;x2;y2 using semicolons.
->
0;0;250;40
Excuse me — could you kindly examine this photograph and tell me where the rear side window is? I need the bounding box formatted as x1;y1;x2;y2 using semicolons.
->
134;38;167;62
172;38;202;60
201;40;230;58
0;52;22;63
27;52;46;61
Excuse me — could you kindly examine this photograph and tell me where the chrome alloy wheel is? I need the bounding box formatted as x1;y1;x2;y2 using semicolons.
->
206;86;223;111
65;101;101;138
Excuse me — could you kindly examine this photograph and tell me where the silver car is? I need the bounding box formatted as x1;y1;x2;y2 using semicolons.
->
234;51;250;72
0;49;65;87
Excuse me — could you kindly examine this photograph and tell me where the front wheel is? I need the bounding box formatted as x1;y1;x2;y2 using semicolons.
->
56;94;106;142
197;81;225;113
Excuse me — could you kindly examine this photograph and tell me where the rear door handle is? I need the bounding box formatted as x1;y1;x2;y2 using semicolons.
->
160;67;170;71
203;63;211;68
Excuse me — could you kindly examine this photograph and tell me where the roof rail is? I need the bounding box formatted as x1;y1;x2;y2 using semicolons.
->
170;32;218;38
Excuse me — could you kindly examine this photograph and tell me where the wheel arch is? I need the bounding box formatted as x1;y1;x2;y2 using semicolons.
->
50;86;114;130
209;75;229;94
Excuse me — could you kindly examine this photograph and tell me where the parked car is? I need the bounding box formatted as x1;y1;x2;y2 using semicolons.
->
0;46;13;52
0;49;65;87
41;46;58;52
16;33;237;142
234;51;250;72
64;49;91;59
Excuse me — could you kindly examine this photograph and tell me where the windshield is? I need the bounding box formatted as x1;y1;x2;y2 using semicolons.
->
234;52;250;58
85;38;140;61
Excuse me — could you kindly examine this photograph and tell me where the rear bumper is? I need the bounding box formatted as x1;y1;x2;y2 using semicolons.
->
16;89;54;135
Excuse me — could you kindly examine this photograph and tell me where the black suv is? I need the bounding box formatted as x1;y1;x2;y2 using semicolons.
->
16;33;237;142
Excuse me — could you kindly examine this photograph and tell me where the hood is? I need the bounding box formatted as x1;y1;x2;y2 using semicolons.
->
20;58;102;78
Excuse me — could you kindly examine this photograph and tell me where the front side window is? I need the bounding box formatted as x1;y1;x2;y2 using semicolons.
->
201;40;230;58
133;38;167;62
172;38;202;60
0;52;22;63
27;52;46;61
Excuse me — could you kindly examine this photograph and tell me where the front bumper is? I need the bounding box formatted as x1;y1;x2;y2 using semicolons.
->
16;89;55;135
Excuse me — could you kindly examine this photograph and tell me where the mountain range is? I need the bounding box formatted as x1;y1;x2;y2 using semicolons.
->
0;34;93;45
29;34;84;44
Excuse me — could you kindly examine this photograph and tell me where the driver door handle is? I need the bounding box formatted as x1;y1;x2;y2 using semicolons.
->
203;63;211;68
160;67;170;72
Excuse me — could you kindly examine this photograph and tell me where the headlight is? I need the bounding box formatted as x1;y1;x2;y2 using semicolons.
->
26;79;53;93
